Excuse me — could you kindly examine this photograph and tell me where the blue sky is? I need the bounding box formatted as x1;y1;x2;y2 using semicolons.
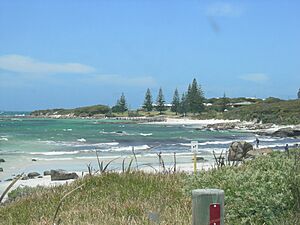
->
0;0;300;111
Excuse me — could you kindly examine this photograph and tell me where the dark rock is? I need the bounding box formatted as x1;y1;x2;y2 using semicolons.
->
0;159;5;163
0;167;3;172
32;158;37;161
272;127;300;137
21;176;29;180
27;172;40;179
43;170;51;176
5;178;13;181
196;156;205;161
228;141;254;161
38;175;43;178
50;170;79;181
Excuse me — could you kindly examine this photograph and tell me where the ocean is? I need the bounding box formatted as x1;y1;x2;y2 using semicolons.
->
1;117;300;181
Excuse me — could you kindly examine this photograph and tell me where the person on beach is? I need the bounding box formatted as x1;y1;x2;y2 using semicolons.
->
284;144;289;157
256;138;260;148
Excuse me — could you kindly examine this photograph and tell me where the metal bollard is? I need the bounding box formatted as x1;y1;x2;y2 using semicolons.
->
192;189;224;225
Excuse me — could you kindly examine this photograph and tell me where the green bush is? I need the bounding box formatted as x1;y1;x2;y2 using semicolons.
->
223;99;300;124
184;152;299;224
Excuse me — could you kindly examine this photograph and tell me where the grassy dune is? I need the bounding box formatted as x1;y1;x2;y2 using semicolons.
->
0;151;299;225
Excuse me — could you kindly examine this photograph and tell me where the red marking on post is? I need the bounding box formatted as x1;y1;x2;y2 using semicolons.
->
209;203;220;225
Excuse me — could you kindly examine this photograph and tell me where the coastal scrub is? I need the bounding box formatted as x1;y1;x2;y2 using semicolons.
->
0;151;299;225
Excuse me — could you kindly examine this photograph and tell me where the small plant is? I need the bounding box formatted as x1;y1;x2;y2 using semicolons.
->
95;150;120;174
0;173;24;203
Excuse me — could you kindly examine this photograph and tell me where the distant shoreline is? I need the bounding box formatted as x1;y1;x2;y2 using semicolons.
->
2;114;300;138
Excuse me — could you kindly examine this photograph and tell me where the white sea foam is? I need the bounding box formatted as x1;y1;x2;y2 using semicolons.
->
99;130;136;136
39;140;119;147
140;133;153;136
33;157;74;161
76;156;122;160
0;137;8;141
100;131;126;135
77;138;86;142
63;128;72;131
259;142;300;149
198;140;234;145
258;138;282;142
180;140;233;146
30;151;80;156
111;145;150;152
144;152;193;157
99;131;117;134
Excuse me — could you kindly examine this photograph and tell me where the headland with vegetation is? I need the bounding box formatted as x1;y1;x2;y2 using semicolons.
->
27;79;300;126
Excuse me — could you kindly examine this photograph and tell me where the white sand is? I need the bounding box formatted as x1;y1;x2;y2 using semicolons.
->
147;118;241;126
0;160;214;203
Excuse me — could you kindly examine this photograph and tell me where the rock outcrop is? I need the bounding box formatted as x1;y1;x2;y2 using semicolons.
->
27;172;40;179
247;148;273;157
43;170;51;176
228;141;254;161
21;176;29;180
271;127;300;137
0;159;5;163
205;122;274;131
50;170;79;181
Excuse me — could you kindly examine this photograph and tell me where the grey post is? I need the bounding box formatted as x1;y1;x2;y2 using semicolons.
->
192;189;224;225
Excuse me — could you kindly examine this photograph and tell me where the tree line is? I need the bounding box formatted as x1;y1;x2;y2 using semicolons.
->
112;78;205;115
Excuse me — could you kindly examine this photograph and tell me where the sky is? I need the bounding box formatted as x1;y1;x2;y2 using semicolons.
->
0;0;300;111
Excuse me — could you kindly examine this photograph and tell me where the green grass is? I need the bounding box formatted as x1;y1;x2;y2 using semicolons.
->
185;151;300;224
0;173;190;225
222;99;300;125
30;104;110;117
1;151;299;225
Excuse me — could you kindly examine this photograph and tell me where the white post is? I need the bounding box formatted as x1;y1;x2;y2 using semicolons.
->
192;189;225;225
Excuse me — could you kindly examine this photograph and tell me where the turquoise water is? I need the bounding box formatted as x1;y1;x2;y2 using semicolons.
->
1;117;299;180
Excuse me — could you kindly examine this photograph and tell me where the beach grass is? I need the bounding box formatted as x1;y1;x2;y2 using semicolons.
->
0;151;299;225
0;172;191;225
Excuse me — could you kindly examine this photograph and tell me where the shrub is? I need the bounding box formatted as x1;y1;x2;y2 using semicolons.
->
184;152;298;224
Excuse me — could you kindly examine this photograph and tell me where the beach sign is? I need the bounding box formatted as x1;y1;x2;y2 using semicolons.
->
191;141;198;153
191;141;198;173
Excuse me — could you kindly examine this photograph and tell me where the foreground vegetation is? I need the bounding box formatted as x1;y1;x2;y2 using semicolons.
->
1;151;299;225
185;150;300;224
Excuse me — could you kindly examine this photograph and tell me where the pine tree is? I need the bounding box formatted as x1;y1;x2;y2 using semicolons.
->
112;93;128;113
156;87;166;114
171;88;180;115
298;88;300;99
143;88;153;112
187;78;205;114
186;84;192;112
221;92;229;112
179;93;188;116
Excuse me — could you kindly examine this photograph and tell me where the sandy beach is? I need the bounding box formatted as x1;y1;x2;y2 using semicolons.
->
146;118;241;126
0;157;215;202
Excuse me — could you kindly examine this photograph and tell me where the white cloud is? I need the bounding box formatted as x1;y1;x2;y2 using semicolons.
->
206;2;242;17
0;54;95;74
239;73;269;82
86;74;157;87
